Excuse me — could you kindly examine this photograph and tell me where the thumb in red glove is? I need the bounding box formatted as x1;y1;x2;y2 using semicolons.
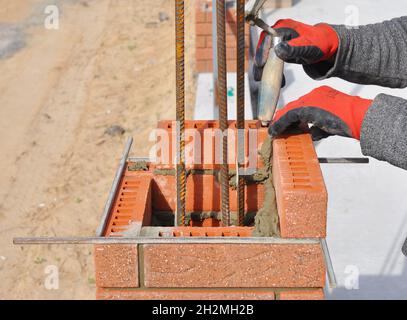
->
269;86;373;140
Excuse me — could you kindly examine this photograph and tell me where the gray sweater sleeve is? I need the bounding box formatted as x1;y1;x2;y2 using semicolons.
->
303;17;407;87
361;94;407;170
303;17;407;170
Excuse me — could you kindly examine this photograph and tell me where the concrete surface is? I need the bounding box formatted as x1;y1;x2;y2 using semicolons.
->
194;0;407;299
264;0;407;300
194;73;253;120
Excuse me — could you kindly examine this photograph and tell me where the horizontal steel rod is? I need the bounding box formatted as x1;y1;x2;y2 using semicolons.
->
318;157;369;164
95;137;133;236
13;236;320;245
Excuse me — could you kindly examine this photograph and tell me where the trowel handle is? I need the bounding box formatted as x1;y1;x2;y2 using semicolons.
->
258;37;284;125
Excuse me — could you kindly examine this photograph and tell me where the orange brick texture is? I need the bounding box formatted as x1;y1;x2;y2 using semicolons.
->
273;134;328;238
95;244;325;300
195;0;250;72
94;122;327;300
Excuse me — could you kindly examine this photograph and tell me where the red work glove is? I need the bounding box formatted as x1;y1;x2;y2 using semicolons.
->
269;86;373;140
254;19;339;81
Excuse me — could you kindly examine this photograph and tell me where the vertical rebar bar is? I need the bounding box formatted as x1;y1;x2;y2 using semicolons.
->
216;0;230;226
212;0;219;118
175;0;186;226
236;0;245;226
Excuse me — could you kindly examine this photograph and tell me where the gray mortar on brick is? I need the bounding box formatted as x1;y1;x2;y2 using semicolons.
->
252;136;280;237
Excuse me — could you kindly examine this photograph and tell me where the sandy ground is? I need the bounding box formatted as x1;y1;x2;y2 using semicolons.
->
0;0;196;299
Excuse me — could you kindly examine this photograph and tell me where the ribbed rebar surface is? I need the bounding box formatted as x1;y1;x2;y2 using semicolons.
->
236;0;245;226
216;0;230;226
175;0;186;226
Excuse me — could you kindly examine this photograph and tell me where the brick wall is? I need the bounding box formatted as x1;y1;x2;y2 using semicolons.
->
95;243;325;300
195;0;250;73
195;0;294;73
94;121;327;300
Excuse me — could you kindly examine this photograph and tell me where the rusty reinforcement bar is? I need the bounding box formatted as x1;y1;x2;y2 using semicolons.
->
175;0;186;227
216;0;230;226
236;0;245;226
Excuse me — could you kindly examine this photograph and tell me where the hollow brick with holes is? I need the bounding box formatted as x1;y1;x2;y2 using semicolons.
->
195;0;250;72
273;134;327;238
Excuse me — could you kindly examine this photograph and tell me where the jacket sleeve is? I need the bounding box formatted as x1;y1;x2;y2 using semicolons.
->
303;17;407;88
360;94;407;170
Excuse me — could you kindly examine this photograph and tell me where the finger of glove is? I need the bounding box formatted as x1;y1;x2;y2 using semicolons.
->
272;18;303;31
275;41;324;64
269;108;302;137
309;126;334;141
270;107;352;138
274;27;300;41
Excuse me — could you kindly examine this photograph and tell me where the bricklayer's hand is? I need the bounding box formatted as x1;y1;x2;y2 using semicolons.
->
269;86;373;141
254;19;339;81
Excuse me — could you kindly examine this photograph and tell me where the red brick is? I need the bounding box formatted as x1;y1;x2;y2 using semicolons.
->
94;245;138;288
206;11;212;23
273;134;327;238
202;6;236;23
205;59;213;71
196;35;206;48
196;60;208;72
205;35;249;49
104;173;152;236
152;173;265;213
196;48;213;60
171;226;253;237
154;120;267;171
196;9;207;23
279;289;324;300
97;288;275;300
227;47;237;59
196;23;212;35
143;244;325;288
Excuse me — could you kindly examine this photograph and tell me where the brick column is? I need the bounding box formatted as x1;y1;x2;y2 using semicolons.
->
195;0;249;73
94;122;327;301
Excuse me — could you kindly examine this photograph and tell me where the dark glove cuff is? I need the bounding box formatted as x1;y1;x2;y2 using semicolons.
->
302;24;349;80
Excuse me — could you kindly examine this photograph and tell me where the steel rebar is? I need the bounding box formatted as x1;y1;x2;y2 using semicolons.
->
175;0;186;226
236;0;245;226
318;157;370;164
216;0;230;226
13;236;320;245
95;137;133;236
